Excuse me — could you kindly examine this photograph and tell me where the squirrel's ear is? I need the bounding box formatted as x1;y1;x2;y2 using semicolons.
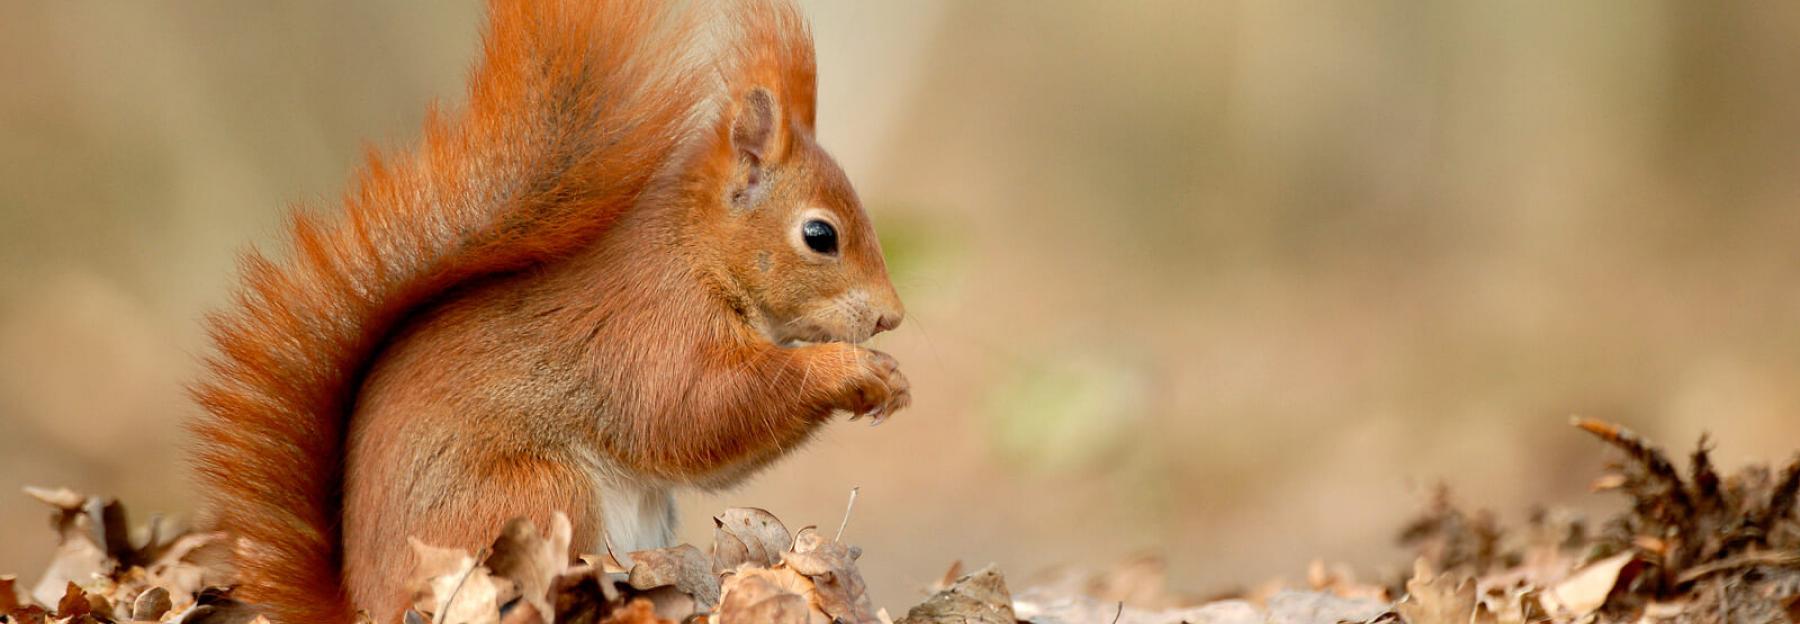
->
729;87;779;209
732;87;779;163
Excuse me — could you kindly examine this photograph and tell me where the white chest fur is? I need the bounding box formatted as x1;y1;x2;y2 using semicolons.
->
595;473;676;553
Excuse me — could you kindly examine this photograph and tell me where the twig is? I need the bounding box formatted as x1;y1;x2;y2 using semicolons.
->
1675;551;1800;585
835;486;860;542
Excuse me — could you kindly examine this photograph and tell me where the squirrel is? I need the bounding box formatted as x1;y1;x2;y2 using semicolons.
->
187;0;910;621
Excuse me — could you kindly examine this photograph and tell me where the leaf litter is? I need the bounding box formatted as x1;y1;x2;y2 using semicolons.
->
4;419;1798;623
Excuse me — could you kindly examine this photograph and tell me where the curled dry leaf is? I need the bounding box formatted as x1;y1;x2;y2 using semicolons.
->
544;564;619;623
1396;558;1493;624
1538;552;1638;619
25;488;115;606
483;513;574;621
432;566;506;624
131;585;172;620
55;583;93;619
784;529;877;624
635;586;699;622
896;563;1015;624
22;486;86;510
625;544;720;609
406;538;507;624
716;566;828;624
711;508;791;572
408;537;477;615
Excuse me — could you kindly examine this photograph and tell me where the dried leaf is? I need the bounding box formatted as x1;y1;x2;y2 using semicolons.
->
132;586;172;620
784;530;877;624
1396;559;1493;624
406;538;504;624
55;583;91;618
717;567;825;624
625;544;720;609
149;531;228;570
1539;552;1637;618
408;538;478;615
483;513;573;621
6;604;50;624
636;586;698;622
546;565;618;623
431;566;504;624
711;508;791;572
31;534;107;609
896;563;1015;624
22;486;85;510
578;551;630;576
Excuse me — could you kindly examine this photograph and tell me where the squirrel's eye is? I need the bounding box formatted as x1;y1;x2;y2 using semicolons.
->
801;219;838;255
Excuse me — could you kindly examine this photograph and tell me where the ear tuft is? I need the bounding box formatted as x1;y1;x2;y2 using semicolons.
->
732;87;778;162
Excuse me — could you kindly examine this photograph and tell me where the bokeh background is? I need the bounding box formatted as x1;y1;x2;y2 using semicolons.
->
5;0;1800;610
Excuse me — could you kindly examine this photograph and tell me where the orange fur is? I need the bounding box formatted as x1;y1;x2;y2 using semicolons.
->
189;1;906;622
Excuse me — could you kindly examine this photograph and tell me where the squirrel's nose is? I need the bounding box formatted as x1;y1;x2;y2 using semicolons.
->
874;311;903;334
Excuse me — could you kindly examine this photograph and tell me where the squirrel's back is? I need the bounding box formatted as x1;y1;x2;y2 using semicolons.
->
188;1;813;621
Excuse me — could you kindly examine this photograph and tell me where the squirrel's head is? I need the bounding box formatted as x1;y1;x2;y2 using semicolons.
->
695;86;904;346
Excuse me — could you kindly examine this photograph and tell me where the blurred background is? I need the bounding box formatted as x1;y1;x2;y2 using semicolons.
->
4;0;1800;610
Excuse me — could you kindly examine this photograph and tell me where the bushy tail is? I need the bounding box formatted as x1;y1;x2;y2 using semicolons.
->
187;1;751;620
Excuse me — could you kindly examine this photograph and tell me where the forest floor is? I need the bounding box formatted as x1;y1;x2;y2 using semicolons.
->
3;419;1797;624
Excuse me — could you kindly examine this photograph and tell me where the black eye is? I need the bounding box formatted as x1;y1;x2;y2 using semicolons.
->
801;219;838;254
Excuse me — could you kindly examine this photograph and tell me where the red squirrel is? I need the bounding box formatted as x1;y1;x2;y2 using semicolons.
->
188;0;909;621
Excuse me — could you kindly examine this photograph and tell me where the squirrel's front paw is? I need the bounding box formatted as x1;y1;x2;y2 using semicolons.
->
835;348;911;425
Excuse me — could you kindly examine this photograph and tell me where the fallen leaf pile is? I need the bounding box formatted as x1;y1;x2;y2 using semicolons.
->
1380;418;1800;623
2;487;243;623
5;419;1797;623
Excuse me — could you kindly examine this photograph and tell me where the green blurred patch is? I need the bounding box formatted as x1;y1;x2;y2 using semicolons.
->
870;205;955;295
981;351;1147;474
